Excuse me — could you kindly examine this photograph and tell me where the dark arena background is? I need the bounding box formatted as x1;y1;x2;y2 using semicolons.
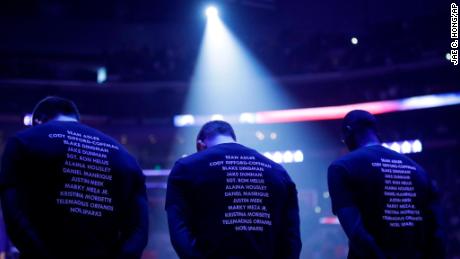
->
0;0;459;258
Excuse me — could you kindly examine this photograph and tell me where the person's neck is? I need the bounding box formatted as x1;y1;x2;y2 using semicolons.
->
207;135;236;148
52;115;79;122
357;134;380;148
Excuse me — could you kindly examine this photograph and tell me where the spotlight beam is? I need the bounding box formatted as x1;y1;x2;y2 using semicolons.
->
205;6;219;19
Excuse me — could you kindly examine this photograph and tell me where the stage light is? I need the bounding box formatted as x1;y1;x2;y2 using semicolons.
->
322;191;330;199
175;92;460;126
283;151;294;163
97;67;107;84
401;141;412;154
184;2;292;116
23;114;33;126
314;206;322;213
272;152;283;164
174;114;195;127
382;139;422;154
401;93;460;110
210;114;224;121
446;53;452;60
390;142;401;153
239;113;256;123
173;1;300;169
270;132;277;140
351;37;358;45
263;152;272;160
412;140;423;153
293;150;304;163
255;131;265;141
263;150;304;164
205;6;219;19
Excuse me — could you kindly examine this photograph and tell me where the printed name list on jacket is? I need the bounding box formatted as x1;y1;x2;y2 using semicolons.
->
49;130;118;217
210;155;273;232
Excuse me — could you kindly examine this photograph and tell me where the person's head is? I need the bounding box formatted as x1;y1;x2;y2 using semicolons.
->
196;120;237;152
32;96;80;126
341;110;379;151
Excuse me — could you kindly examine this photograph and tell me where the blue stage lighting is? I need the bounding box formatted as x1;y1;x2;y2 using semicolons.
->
205;6;219;19
351;37;358;45
97;67;107;84
23;113;33;126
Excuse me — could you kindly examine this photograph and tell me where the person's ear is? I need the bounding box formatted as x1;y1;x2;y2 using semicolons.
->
196;139;207;152
341;125;351;136
341;125;353;143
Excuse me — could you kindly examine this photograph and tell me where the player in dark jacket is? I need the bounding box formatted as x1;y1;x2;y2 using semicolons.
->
0;96;149;259
166;120;301;259
328;110;446;259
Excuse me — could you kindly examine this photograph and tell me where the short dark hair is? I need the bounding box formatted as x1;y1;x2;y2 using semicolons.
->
32;96;80;125
342;110;377;132
197;120;237;142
